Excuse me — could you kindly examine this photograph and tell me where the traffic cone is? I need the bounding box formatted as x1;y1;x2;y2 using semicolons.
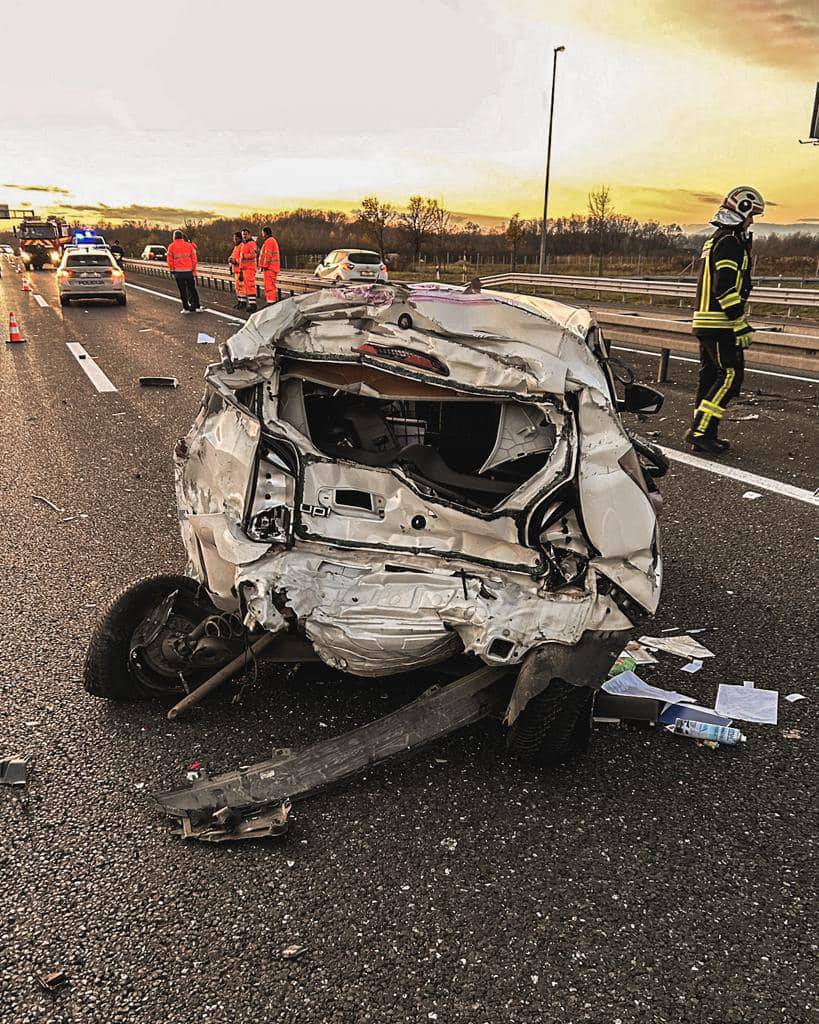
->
7;312;25;344
21;277;30;293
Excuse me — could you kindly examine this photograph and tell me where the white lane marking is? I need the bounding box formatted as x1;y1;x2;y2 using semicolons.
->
125;282;244;324
659;446;818;507
611;344;819;384
66;342;118;393
32;293;49;308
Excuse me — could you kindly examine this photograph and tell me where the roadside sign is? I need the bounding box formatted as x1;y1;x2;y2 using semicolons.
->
810;83;819;140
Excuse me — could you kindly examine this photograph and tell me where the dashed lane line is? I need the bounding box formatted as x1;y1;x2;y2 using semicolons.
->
125;282;244;323
32;294;49;308
66;342;118;393
660;446;818;507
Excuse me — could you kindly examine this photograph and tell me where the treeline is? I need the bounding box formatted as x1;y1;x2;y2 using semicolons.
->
52;190;819;274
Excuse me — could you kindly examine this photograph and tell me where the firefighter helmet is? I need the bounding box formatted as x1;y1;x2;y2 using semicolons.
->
712;186;765;227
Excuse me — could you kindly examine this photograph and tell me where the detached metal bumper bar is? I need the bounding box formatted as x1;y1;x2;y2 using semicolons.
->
153;664;514;842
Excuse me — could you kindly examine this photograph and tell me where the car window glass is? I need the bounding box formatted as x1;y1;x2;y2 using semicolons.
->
66;254;113;267
349;252;381;264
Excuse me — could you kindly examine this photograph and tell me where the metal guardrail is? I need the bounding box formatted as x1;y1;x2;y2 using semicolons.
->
479;272;819;315
122;260;818;374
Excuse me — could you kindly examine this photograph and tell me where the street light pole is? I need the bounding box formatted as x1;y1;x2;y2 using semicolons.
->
538;45;565;275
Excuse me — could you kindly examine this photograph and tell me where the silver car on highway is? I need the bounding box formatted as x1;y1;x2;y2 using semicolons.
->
57;246;126;306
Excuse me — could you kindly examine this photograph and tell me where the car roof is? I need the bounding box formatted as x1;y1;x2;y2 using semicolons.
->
64;246;115;256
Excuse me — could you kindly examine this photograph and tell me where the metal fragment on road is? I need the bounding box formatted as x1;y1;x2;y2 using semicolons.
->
0;753;30;787
139;376;179;388
37;970;69;993
281;944;307;960
32;494;65;514
170;798;292;843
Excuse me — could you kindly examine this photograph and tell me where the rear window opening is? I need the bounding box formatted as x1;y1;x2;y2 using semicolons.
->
66;255;113;267
348;252;382;265
278;380;557;511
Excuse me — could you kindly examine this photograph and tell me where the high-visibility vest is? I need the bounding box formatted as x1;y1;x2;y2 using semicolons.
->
167;239;197;273
229;243;242;273
692;228;753;340
259;236;280;272
239;239;257;266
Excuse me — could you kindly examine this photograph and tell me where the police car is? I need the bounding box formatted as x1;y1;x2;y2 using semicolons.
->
57;246;126;307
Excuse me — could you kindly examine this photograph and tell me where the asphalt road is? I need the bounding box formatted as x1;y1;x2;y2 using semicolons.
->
0;261;816;1024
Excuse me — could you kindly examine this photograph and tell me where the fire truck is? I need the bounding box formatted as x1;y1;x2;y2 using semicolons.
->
17;217;72;270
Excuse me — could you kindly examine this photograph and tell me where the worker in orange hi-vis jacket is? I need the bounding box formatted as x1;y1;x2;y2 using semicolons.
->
258;224;281;304
239;228;258;313
228;230;244;309
166;230;201;313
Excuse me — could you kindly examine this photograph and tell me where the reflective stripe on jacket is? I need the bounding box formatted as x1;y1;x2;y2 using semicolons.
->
167;239;197;274
692;228;752;335
239;239;258;267
259;236;280;272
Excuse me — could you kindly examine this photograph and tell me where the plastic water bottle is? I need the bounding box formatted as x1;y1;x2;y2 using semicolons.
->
672;720;747;745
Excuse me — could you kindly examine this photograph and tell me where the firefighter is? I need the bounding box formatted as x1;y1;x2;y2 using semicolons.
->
258;224;280;305
166;230;201;313
685;186;765;454
239;228;258;313
229;230;244;309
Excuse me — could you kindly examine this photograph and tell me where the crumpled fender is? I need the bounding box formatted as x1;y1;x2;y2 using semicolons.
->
503;628;631;726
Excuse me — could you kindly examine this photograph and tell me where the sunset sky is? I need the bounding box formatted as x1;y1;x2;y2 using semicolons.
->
1;0;817;228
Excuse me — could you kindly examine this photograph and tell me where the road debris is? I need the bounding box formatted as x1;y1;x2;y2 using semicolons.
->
602;671;694;707
669;720;747;745
639;634;715;659
782;729;802;741
0;753;30;787
659;702;732;729
680;659;704;674
281;945;308;960
623;641;658;665
139;376;179;388
743;490;763;500
785;693;807;703
32;494;65;514
715;684;779;725
37;970;69;993
196;332;216;344
170;798;292;843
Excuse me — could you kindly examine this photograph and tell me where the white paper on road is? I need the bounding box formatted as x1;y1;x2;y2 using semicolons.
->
743;490;763;500
197;332;216;344
602;671;694;706
659;702;733;728
639;635;715;659
623;641;658;665
680;659;703;674
785;693;807;703
715;684;779;724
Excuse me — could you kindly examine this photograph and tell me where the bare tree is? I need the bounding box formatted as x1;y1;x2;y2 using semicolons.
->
399;196;438;267
587;185;614;276
429;201;453;263
506;213;524;270
357;196;396;258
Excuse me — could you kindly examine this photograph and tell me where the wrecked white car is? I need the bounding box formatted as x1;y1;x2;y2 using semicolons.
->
85;282;666;785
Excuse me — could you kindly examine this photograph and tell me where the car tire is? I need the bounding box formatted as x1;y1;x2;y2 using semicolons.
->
83;574;217;701
59;296;70;307
117;295;126;306
506;678;595;767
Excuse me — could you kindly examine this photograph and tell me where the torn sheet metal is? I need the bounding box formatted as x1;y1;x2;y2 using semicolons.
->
0;753;30;787
173;283;662;701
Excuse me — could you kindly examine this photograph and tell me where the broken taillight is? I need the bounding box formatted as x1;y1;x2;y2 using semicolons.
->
356;343;449;376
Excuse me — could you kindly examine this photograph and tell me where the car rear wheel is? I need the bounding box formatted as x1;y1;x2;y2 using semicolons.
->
116;294;126;306
506;678;595;767
59;296;70;307
83;575;220;701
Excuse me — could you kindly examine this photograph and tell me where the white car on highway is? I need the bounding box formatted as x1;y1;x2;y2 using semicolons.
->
57;246;126;307
314;249;388;284
141;245;167;262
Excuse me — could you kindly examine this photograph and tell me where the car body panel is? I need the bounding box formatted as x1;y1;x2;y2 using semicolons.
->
174;282;660;679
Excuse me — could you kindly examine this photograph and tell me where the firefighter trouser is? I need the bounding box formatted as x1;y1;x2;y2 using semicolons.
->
263;270;278;303
233;271;244;304
241;266;257;310
692;330;744;437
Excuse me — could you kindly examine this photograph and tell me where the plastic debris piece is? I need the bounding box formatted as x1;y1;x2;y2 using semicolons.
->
742;490;763;500
602;671;694;707
785;693;807;703
281;944;307;960
196;332;216;344
715;684;778;725
0;753;29;787
623;642;658;665
680;659;704;674
139;376;178;388
659;702;732;728
32;494;65;514
669;720;746;745
639;635;715;659
608;654;637;677
782;729;802;741
37;970;69;993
